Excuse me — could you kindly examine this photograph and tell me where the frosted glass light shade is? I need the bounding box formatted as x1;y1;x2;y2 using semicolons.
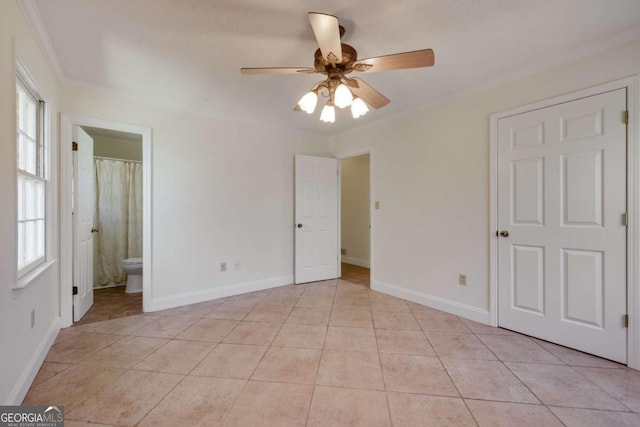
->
320;104;335;123
334;84;353;108
298;91;318;114
351;97;369;118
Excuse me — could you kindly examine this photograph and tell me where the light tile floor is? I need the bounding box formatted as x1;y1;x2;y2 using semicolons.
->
24;279;640;426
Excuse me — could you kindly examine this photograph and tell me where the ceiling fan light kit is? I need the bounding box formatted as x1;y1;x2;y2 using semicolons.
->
333;83;353;108
241;12;435;124
298;91;319;114
351;97;369;119
320;101;336;123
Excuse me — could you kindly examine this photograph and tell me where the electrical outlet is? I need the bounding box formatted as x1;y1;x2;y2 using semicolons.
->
220;262;227;272
234;261;241;270
341;248;347;256
459;274;467;286
31;310;35;329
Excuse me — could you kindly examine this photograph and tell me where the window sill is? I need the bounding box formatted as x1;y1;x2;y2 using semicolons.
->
13;259;56;290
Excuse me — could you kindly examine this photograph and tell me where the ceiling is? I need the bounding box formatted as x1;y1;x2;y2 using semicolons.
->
81;126;142;142
31;0;640;136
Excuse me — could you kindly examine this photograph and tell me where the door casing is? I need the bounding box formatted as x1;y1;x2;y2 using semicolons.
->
60;114;152;327
489;76;640;368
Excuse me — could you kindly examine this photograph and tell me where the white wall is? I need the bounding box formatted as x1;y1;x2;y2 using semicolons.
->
341;154;370;267
91;134;142;161
330;37;640;323
61;85;331;310
0;1;61;404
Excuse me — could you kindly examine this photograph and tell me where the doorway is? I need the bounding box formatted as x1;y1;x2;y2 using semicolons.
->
60;115;152;328
73;126;144;324
339;153;371;287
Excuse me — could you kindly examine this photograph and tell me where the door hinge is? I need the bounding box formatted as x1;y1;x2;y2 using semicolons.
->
72;286;78;295
623;212;629;226
623;110;629;124
623;314;629;328
72;141;78;151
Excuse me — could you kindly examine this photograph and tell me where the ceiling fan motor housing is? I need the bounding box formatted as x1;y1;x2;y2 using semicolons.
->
314;44;358;75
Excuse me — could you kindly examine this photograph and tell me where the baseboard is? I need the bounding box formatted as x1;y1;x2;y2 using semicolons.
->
6;315;60;405
341;256;370;268
147;275;294;312
371;279;491;325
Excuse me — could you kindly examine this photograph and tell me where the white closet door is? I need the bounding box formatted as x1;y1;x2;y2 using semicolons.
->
497;89;627;362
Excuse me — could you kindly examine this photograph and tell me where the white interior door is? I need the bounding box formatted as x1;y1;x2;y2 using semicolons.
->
498;89;627;363
295;155;338;284
73;126;95;321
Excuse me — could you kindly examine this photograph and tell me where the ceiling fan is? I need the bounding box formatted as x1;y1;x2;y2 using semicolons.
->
241;12;435;123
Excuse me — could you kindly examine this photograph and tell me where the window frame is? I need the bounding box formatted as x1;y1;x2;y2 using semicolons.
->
16;70;47;279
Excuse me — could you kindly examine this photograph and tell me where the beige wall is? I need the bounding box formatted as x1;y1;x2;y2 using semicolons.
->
61;84;331;308
0;1;61;403
330;37;640;322
92;134;142;161
341;154;370;267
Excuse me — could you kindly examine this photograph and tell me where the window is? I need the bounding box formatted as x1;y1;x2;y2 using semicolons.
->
16;75;46;277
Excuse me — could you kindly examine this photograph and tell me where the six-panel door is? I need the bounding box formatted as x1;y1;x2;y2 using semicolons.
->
497;89;627;362
294;155;339;284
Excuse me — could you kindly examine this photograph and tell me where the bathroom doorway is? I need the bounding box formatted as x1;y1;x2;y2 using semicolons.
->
60;115;152;327
76;126;143;324
339;153;371;287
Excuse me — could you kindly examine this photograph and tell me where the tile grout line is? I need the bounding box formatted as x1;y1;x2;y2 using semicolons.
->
471;333;550;407
108;301;237;425
558;363;634;413
473;331;568;422
409;304;481;426
304;278;340;426
500;355;634;413
55;366;130;422
469;329;559;415
217;286;282;426
373;295;396;426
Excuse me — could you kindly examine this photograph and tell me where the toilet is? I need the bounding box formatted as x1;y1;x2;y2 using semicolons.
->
121;257;143;293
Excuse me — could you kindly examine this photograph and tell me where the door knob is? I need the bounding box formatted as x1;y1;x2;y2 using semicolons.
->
499;230;509;238
91;228;99;233
297;224;303;228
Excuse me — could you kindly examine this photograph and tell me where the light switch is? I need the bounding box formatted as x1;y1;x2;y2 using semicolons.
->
375;201;380;210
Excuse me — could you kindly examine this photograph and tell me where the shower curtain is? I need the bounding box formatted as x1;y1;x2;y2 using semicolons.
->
93;157;143;287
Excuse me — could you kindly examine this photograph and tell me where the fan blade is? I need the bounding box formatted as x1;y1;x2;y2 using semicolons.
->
345;78;359;88
241;67;317;75
308;12;342;63
352;49;434;73
293;104;302;112
349;78;390;109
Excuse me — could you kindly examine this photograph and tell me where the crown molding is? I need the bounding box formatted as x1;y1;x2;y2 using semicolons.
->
16;0;65;82
60;77;329;138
